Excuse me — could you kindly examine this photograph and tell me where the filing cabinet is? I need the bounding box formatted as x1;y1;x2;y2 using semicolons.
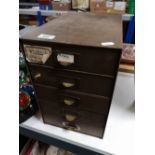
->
20;13;122;138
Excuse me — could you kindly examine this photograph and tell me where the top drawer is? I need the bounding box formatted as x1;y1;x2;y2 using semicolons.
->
22;42;121;76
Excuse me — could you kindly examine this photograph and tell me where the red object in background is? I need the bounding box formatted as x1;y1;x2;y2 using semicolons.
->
25;140;35;155
19;92;28;107
38;0;51;5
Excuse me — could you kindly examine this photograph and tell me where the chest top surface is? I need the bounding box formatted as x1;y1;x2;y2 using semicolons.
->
21;12;122;49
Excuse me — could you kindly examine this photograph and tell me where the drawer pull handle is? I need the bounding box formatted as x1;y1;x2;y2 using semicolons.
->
62;82;75;88
34;73;41;79
57;53;74;67
62;122;80;131
64;98;76;106
24;45;52;64
65;114;77;122
58;61;73;67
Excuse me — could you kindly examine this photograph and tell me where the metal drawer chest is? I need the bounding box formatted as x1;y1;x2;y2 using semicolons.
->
20;13;122;138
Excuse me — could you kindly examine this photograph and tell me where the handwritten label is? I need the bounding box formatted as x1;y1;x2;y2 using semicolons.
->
57;53;74;63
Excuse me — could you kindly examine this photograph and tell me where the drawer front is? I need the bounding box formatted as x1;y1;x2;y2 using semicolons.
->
51;46;120;76
30;65;114;98
23;43;121;76
34;84;110;115
38;99;106;138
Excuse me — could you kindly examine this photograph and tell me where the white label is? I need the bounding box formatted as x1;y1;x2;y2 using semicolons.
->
106;1;113;8
57;53;74;64
37;33;56;40
101;42;115;46
114;2;126;11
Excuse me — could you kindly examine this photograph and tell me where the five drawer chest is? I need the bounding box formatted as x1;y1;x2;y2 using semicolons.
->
20;13;122;138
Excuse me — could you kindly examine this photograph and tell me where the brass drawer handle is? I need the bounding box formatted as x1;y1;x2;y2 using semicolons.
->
34;73;41;79
24;45;52;64
58;61;73;67
57;53;74;67
62;82;75;88
64;98;76;106
60;95;80;106
65;114;77;122
62;122;80;131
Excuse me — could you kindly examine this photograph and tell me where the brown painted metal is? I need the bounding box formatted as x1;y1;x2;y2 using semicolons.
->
20;12;122;138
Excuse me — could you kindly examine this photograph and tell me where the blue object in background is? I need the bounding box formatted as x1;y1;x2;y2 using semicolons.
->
124;16;135;43
37;11;43;26
20;84;34;96
39;4;45;10
39;4;52;10
48;4;52;10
